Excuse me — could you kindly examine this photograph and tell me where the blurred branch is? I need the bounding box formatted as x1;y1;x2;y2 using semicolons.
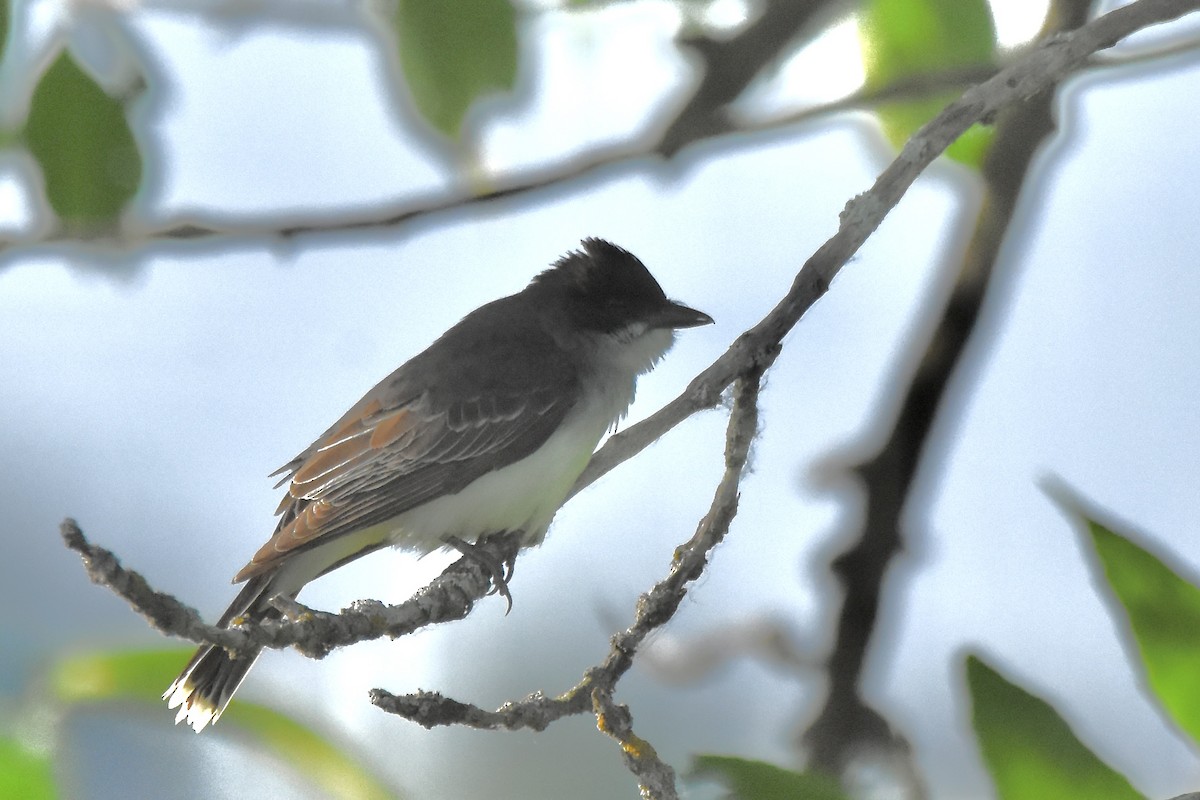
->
765;62;999;128
658;0;847;156
800;0;1100;787
11;3;1192;254
6;1;841;253
0;64;992;254
636;615;816;685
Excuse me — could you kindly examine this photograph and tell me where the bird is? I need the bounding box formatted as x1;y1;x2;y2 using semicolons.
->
163;238;713;731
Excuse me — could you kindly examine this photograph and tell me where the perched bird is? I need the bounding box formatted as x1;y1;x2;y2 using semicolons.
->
164;238;713;731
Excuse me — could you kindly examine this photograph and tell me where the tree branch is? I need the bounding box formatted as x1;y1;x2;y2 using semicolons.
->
657;0;843;156
61;518;521;659
593;688;680;800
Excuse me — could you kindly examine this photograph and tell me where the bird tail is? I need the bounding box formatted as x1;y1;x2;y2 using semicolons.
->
163;574;277;732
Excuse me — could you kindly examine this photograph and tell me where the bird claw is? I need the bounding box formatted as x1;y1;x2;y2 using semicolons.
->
443;535;516;614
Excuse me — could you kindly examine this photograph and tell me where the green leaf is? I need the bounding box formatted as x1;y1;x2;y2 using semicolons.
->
0;2;10;69
691;755;850;800
389;0;519;139
52;648;192;704
859;0;997;167
0;737;57;800
1085;517;1200;744
967;655;1143;800
24;51;142;231
51;648;402;800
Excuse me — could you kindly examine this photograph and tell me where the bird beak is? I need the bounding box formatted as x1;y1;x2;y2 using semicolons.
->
652;300;714;330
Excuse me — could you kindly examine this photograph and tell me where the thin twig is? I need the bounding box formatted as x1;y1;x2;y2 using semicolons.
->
593;688;679;800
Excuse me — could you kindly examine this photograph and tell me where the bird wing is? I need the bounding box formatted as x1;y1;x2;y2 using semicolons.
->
234;383;576;582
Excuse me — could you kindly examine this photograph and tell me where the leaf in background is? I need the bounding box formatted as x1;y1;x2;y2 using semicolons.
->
967;655;1143;800
0;737;57;800
1084;516;1200;745
51;648;402;800
389;0;519;139
0;1;9;67
691;755;850;800
859;0;996;167
52;648;191;704
0;1;18;151
24;50;142;232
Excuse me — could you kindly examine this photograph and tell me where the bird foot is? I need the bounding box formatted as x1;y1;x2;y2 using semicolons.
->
443;535;516;614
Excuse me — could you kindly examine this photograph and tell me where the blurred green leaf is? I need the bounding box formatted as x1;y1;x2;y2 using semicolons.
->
52;647;190;704
691;754;849;800
51;648;401;800
390;0;518;138
859;0;996;167
0;2;9;68
1085;517;1200;744
862;0;994;78
967;655;1143;799
24;51;142;231
0;737;57;800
